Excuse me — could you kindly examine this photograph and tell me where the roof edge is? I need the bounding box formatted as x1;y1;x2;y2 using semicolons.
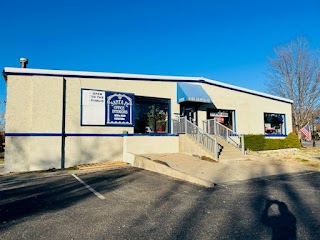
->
3;67;293;103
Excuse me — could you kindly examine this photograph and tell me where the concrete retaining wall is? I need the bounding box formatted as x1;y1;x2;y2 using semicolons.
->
124;135;179;155
179;134;216;159
133;155;213;187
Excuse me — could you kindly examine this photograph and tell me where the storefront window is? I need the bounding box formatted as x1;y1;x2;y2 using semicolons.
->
264;113;285;135
207;109;235;131
134;96;170;133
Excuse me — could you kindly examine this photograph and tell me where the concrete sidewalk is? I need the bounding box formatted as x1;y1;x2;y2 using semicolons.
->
141;153;317;184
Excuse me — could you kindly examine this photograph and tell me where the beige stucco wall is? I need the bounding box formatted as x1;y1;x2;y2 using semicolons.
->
6;75;292;137
65;136;123;168
6;75;33;133
4;74;293;172
4;137;30;172
199;82;293;134
198;110;207;130
5;76;63;172
31;76;63;132
29;137;61;171
65;77;179;134
124;136;179;155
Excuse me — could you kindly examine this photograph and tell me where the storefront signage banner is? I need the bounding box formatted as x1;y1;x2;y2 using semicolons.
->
106;92;134;126
210;112;228;117
187;96;211;103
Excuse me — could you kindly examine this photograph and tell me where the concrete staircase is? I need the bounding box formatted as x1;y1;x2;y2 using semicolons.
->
179;134;246;161
173;117;245;161
214;135;246;160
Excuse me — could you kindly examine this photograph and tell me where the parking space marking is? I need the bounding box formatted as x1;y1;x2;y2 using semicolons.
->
71;174;106;200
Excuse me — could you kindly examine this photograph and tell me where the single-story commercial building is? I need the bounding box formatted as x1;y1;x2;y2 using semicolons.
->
2;64;293;172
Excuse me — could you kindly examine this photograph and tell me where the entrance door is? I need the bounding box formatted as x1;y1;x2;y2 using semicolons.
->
184;108;197;125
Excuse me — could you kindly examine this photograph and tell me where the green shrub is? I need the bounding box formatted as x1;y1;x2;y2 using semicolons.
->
244;133;301;151
244;134;265;151
279;139;287;149
284;133;301;148
264;139;281;150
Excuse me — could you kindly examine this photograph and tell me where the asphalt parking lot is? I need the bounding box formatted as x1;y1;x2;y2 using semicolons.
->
0;168;319;239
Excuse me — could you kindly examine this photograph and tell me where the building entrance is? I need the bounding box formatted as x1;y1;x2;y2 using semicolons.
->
184;108;196;124
180;104;198;125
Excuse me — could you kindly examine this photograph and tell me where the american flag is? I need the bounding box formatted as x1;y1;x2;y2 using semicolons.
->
300;124;312;141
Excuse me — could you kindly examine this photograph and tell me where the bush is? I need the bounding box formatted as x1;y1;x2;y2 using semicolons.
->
284;133;301;148
244;134;265;151
264;139;281;150
244;133;301;151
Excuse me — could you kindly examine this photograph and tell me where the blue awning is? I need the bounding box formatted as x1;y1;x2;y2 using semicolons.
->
177;82;212;103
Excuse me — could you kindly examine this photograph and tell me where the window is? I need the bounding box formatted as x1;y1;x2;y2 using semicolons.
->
134;96;170;134
207;109;235;131
264;113;286;135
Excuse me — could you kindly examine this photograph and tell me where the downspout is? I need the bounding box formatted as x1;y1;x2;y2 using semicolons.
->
61;77;66;169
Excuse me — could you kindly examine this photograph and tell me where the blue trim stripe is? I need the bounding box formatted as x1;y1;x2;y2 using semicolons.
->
5;133;62;137
265;134;287;137
131;133;178;137
67;133;124;137
5;133;179;137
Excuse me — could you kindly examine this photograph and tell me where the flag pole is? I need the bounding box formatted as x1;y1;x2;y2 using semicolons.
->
312;114;316;147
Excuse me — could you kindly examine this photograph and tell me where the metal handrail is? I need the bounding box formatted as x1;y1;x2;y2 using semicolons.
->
172;117;186;134
203;119;245;154
172;117;219;159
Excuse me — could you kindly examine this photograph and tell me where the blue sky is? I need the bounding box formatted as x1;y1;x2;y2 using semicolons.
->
1;0;320;104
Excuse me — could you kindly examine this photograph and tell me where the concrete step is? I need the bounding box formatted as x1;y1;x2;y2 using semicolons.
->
221;150;243;155
219;156;247;160
219;146;240;151
211;134;245;160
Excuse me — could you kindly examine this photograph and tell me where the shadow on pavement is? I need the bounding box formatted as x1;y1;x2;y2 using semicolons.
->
0;168;141;227
0;160;319;239
261;199;297;240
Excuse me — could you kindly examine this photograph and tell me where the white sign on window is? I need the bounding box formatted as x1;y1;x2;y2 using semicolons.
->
82;90;105;125
210;112;228;117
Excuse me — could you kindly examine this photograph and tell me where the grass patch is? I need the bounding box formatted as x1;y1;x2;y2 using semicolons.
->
0;152;4;164
295;158;309;163
309;163;320;168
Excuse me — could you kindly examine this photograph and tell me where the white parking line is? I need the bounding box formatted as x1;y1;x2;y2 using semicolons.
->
71;174;106;200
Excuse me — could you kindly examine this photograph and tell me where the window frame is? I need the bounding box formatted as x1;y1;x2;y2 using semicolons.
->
134;96;171;134
263;112;287;136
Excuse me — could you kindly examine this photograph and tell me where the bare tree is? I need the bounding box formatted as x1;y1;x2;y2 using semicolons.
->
266;37;320;131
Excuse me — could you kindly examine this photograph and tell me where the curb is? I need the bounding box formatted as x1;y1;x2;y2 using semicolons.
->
76;161;129;170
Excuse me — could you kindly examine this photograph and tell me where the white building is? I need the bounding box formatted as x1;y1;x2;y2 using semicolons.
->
2;66;293;172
